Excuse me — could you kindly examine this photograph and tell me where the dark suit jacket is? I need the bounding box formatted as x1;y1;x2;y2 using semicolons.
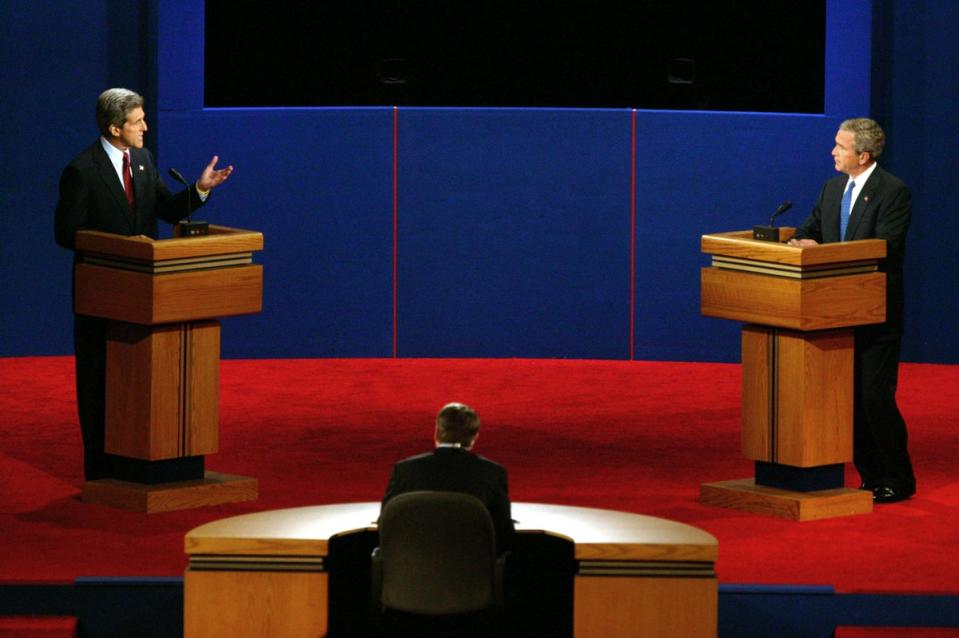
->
55;140;204;250
793;166;911;336
383;447;514;553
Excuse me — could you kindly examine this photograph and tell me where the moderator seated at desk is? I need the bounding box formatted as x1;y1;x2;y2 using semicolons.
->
184;502;718;638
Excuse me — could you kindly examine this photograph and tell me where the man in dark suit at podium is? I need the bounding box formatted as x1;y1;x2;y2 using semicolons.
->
789;118;916;503
383;402;514;553
54;88;234;481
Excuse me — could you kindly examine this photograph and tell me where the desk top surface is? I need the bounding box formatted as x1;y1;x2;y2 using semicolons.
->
185;501;717;562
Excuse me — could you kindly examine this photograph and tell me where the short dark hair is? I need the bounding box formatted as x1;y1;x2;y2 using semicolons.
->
435;403;480;446
96;88;144;136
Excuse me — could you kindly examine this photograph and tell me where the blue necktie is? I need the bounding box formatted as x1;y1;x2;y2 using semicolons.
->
840;179;855;241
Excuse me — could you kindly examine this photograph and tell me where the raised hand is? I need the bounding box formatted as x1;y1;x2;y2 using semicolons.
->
196;155;234;192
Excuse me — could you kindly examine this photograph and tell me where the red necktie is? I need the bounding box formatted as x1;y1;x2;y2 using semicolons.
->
122;151;136;209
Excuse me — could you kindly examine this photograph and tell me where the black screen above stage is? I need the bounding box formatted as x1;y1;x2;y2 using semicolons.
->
204;1;825;112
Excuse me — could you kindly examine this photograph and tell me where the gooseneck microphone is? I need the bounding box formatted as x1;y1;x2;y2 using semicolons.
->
753;200;794;242
167;168;192;221
168;167;188;186
769;201;792;225
168;167;208;236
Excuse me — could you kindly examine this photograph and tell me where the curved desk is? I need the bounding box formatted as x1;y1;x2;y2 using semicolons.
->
184;502;718;637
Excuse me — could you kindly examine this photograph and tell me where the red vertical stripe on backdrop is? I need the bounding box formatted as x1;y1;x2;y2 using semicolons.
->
630;109;637;361
393;106;399;358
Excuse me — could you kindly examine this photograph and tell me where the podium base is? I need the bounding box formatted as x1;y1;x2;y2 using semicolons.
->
700;478;872;521
82;471;258;513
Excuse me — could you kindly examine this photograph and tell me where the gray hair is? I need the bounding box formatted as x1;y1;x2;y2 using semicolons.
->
96;88;144;136
839;118;886;159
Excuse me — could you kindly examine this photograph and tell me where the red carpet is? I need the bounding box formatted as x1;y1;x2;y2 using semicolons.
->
1;356;957;592
0;616;77;637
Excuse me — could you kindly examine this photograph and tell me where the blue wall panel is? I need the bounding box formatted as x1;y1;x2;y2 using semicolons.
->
824;0;872;115
156;0;203;112
878;0;959;363
396;109;632;358
157;108;395;358
0;0;147;357
633;112;843;361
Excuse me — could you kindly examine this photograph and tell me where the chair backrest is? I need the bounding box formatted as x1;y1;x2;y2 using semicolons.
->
375;490;498;615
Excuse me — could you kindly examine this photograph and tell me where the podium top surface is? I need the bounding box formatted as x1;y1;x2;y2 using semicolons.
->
75;225;263;262
702;229;885;267
184;501;718;562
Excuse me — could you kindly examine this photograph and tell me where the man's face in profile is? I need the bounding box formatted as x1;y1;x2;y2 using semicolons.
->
110;107;148;150
832;129;865;176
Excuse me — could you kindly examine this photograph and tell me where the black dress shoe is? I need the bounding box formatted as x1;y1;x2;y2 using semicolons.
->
872;486;915;503
858;482;876;491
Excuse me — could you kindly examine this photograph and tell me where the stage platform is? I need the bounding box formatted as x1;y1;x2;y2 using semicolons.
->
2;357;958;635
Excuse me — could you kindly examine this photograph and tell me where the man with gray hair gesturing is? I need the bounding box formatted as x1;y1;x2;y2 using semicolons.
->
789;118;915;503
55;88;234;482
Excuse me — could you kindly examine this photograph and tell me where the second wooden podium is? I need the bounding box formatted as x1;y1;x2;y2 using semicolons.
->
74;225;263;512
699;229;885;520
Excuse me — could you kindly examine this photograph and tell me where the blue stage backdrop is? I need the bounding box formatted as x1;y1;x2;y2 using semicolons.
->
2;0;956;363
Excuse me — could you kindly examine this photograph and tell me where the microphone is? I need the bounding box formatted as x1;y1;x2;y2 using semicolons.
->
168;167;208;237
769;201;792;225
168;167;188;187
753;200;794;242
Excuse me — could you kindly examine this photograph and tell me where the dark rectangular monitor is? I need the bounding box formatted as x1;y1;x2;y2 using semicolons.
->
205;1;825;112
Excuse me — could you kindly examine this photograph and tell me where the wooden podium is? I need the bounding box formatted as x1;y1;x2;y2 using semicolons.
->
699;229;886;520
74;225;263;512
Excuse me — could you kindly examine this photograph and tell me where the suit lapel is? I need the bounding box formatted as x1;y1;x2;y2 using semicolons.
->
130;148;147;229
822;177;844;243
846;168;881;240
93;143;136;233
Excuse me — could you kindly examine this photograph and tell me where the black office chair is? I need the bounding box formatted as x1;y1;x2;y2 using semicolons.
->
371;490;505;620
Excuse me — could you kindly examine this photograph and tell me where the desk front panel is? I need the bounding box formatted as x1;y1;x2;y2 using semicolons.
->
185;569;328;638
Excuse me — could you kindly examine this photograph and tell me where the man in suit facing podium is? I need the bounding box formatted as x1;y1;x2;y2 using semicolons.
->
383;402;514;553
789;118;916;503
54;88;234;481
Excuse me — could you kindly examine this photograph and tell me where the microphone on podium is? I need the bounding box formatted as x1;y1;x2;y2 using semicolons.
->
168;167;209;237
753;200;793;242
